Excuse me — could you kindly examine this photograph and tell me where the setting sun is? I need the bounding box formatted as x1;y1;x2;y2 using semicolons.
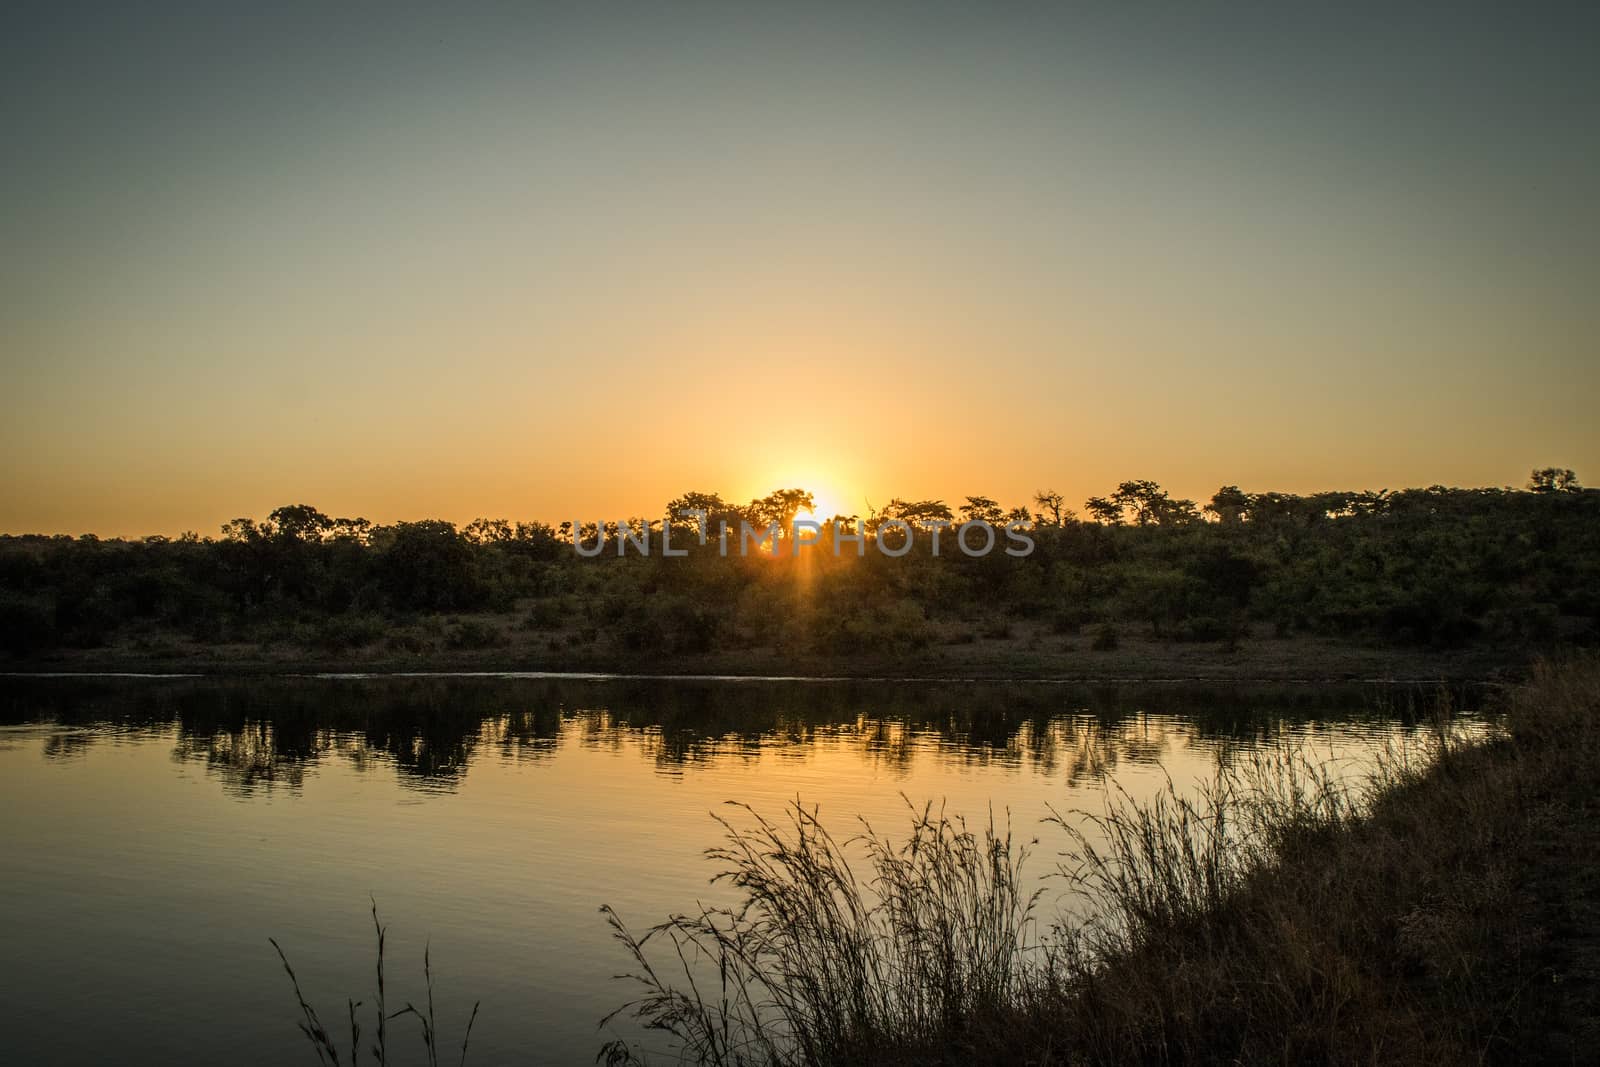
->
792;493;841;524
750;477;853;526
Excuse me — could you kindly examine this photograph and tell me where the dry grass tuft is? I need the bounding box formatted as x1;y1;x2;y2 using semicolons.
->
601;656;1600;1064
270;899;479;1066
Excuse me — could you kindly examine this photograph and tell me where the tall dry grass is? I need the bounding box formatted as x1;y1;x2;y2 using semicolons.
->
270;900;479;1066
598;799;1040;1065
600;659;1600;1064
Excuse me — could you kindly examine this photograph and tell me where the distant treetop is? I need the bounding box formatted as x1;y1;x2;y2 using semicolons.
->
1528;467;1581;493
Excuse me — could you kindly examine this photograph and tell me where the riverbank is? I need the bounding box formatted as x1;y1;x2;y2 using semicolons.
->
1;621;1533;682
1002;655;1600;1064
601;656;1600;1064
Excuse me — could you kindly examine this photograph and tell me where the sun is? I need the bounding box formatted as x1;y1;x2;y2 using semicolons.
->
794;488;848;524
752;470;860;525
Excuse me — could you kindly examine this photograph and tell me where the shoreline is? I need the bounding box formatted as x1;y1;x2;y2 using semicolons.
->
595;656;1600;1064
0;632;1535;684
0;668;1518;686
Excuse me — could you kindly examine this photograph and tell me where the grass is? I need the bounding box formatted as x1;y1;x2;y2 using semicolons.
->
598;656;1600;1064
270;900;479;1066
264;658;1598;1063
598;801;1039;1066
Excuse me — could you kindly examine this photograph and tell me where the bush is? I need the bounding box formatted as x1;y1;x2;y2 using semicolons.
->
525;597;565;630
980;617;1014;640
1484;602;1559;643
1049;608;1086;635
306;613;386;653
447;620;504;650
1091;623;1120;651
386;632;433;655
612;608;663;652
0;594;57;654
674;604;721;654
1177;615;1230;643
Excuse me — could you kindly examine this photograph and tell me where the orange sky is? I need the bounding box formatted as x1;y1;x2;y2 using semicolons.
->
3;7;1597;536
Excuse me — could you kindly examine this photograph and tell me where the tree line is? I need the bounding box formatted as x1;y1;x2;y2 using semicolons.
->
0;469;1593;659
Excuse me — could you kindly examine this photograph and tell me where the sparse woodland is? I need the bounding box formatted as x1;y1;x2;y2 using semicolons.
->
3;471;1595;668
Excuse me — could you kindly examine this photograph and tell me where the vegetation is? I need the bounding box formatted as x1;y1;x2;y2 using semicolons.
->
2;471;1595;672
270;901;479;1067
598;802;1039;1066
597;656;1600;1064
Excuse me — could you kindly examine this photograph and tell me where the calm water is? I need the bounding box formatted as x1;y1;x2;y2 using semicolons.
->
0;674;1481;1065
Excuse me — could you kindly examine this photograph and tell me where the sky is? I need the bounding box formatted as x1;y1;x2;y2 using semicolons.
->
3;3;1597;536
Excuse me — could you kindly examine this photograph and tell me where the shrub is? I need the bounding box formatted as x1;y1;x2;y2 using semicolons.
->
386;632;432;655
1177;615;1230;642
612;608;663;652
654;595;720;655
0;594;58;654
979;617;1014;640
306;613;386;653
447;620;504;650
1049;608;1086;635
525;597;565;630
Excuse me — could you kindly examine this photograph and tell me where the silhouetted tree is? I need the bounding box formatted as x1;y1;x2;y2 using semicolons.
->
1032;490;1068;526
328;517;372;543
1108;480;1196;526
748;489;815;531
464;518;513;545
1084;496;1122;526
960;496;1005;524
1528;467;1581;493
268;504;333;543
1204;486;1250;525
880;499;955;531
374;521;482;611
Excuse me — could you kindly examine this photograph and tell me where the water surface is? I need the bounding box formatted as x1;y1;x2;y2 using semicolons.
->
0;675;1480;1064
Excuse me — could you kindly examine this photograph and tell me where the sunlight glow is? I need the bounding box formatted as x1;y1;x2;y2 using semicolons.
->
793;490;842;525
